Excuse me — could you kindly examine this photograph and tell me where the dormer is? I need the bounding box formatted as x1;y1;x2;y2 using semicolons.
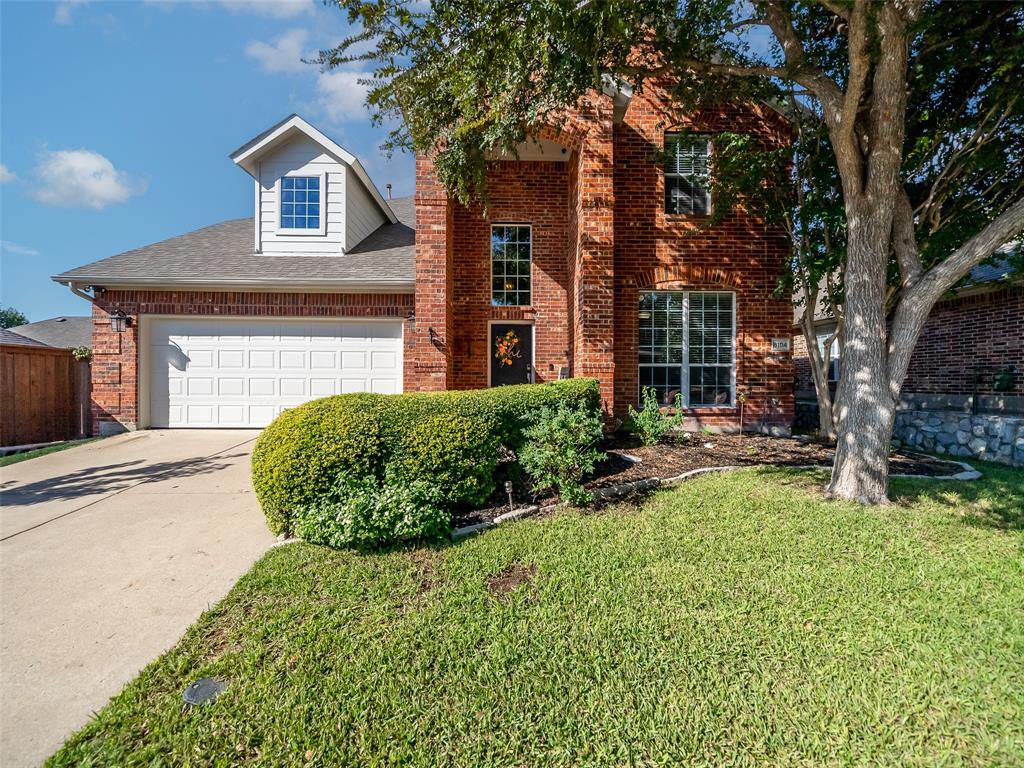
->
230;114;397;255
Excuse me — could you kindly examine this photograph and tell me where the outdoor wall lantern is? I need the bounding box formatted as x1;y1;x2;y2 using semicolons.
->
109;308;130;333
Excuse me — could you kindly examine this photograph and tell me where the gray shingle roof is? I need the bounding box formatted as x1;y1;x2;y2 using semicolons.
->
9;317;92;349
0;328;53;348
965;258;1017;287
53;196;415;290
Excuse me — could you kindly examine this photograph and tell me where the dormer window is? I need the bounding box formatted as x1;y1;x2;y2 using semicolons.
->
280;176;321;230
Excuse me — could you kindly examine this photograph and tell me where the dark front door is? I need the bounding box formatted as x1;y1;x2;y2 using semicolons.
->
490;323;533;386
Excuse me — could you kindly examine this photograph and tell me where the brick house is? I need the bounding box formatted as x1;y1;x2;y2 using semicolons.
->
792;260;1023;464
55;89;795;436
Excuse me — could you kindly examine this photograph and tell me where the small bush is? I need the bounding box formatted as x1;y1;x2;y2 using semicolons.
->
389;414;499;507
627;387;683;446
519;403;605;506
294;474;449;549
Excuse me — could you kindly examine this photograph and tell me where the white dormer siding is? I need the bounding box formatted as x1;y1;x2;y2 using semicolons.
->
256;135;345;255
345;164;387;252
232;114;397;257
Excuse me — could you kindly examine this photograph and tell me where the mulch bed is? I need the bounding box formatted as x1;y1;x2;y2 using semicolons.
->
453;433;967;528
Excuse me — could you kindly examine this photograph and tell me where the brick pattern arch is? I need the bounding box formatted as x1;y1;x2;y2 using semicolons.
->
635;265;746;291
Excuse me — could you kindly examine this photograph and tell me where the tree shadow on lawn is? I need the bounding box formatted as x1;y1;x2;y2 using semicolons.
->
891;461;1024;532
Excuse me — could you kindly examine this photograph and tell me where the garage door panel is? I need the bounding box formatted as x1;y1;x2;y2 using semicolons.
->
148;317;402;428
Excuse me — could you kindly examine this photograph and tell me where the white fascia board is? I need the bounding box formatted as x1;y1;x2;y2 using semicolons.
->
51;275;415;293
229;114;397;225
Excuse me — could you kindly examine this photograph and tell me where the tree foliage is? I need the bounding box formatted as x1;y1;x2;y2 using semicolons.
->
326;0;1024;501
0;307;28;329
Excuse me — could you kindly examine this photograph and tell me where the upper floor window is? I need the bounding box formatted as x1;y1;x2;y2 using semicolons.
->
491;224;532;306
664;133;711;216
280;176;321;230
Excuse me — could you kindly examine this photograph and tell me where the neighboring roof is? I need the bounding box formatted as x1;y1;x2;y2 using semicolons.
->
9;316;91;349
52;197;415;291
0;328;52;348
964;257;1018;288
229;113;398;225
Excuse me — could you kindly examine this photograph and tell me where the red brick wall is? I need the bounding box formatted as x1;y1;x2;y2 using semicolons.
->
611;89;795;429
901;286;1023;395
448;160;571;389
90;290;413;434
412;154;454;390
791;286;1023;400
412;91;795;431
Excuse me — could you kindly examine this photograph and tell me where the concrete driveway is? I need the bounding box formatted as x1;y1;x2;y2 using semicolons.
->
0;430;275;767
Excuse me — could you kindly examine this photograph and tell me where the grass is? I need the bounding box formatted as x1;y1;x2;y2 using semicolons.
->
51;464;1024;766
0;438;100;467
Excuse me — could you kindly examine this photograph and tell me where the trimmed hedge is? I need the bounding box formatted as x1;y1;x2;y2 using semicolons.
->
252;378;601;536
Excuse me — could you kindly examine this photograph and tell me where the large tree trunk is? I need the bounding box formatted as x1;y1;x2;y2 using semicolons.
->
826;212;895;504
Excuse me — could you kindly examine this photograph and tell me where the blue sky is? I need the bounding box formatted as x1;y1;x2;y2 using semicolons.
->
0;0;414;321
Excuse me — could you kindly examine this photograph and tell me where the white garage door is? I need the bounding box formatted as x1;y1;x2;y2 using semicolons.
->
146;317;403;428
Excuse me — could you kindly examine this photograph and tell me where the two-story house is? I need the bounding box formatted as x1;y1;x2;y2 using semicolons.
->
55;85;794;436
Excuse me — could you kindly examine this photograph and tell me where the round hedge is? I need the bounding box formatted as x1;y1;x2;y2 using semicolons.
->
389;414;499;507
251;378;602;537
251;393;386;534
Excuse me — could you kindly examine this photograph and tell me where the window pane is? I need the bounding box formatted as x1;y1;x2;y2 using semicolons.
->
308;177;319;190
664;134;710;215
308;216;319;229
491;224;531;306
281;216;294;228
687;292;734;406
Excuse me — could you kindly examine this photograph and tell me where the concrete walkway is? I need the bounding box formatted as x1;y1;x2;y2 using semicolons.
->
0;430;275;767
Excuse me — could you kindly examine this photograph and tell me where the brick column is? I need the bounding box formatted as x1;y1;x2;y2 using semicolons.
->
570;97;617;415
91;297;139;435
411;153;454;391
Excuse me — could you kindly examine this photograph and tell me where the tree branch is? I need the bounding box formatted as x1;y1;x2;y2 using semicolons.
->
887;195;1024;397
892;187;923;289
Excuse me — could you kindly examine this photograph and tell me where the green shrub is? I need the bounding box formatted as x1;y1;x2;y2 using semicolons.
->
293;474;449;549
389;414;499;507
251;393;385;535
252;379;601;540
519;403;605;506
627;387;683;446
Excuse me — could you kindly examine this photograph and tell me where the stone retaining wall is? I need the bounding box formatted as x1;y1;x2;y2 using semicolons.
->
893;410;1024;466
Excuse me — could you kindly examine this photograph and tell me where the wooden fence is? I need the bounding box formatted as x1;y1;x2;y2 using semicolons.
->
0;344;91;447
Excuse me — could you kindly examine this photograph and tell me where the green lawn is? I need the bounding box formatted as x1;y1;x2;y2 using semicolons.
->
0;438;100;467
51;465;1024;766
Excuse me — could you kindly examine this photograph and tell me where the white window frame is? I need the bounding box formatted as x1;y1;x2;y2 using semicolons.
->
664;133;712;216
638;290;737;408
275;171;327;236
816;330;841;383
490;223;533;307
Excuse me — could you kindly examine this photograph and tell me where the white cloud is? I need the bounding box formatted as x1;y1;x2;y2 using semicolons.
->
0;240;39;257
316;69;372;124
0;164;16;184
29;149;146;210
245;28;315;74
54;0;89;25
143;0;313;17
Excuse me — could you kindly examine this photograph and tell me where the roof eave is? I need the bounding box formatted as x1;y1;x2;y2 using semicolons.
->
52;275;415;294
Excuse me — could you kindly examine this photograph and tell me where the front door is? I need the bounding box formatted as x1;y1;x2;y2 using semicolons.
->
490;323;533;386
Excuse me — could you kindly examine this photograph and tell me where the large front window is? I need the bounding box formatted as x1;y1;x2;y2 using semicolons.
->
638;291;735;407
280;176;321;230
491;224;532;306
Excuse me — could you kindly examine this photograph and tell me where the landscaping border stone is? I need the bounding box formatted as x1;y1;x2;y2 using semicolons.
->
448;457;983;540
